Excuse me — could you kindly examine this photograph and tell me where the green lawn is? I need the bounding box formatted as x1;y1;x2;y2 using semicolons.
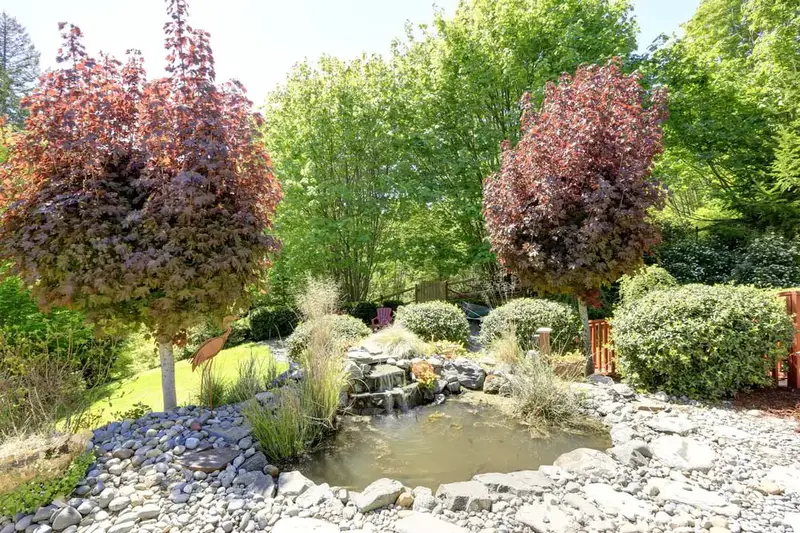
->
87;342;285;424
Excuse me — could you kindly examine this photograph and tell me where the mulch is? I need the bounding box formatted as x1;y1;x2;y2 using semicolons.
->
733;387;800;423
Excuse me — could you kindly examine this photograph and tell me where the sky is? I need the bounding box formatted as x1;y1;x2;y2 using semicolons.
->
2;0;700;106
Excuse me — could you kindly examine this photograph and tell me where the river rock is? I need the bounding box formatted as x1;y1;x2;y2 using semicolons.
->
411;487;436;511
394;513;469;533
278;471;315;497
236;471;275;497
241;451;267;472
436;481;491;512
353;478;404;512
554;448;617;477
516;502;572;533
136;504;161;520
650;435;716;472
178;447;240;472
272;517;338;533
50;507;81;532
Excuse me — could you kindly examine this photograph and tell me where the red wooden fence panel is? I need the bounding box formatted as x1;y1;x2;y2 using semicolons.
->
777;290;800;389
589;319;614;375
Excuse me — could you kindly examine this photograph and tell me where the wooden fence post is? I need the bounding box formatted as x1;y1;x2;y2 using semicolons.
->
778;290;800;389
537;327;552;357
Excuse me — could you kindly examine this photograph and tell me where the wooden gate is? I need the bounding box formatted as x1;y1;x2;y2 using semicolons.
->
415;281;448;303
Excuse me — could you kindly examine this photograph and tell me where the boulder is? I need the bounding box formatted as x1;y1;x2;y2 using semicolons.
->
482;374;510;395
610;440;652;466
411;487;436;512
472;470;552;496
235;471;275;498
277;471;315;497
352;478;404;513
296;483;334;509
272;518;338;533
435;481;491;512
515;502;573;533
609;423;638;445
451;359;486;390
650;435;716;472
587;374;614;385
553;448;618;477
241;451;268;472
394;513;468;533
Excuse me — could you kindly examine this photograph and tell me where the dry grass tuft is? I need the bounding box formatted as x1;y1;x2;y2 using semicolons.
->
370;324;430;360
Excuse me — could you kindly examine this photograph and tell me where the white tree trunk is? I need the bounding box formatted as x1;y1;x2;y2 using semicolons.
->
158;338;177;411
578;297;594;377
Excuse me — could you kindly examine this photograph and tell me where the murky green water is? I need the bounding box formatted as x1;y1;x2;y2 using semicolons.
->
302;399;610;490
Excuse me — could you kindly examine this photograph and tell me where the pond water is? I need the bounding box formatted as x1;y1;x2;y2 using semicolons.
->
302;398;610;490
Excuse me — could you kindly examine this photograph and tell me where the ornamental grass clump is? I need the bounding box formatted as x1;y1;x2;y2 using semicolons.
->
370;324;431;360
613;284;795;398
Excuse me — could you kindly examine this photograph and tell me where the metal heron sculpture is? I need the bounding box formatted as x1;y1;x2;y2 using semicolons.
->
191;315;238;412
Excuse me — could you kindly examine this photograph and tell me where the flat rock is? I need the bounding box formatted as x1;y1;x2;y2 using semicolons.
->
278;471;315;498
647;478;727;508
646;415;697;435
584;483;654;520
205;425;250;444
650;435;716;472
296;483;334;509
633;398;667;412
764;465;800;494
553;448;618;477
472;470;552;495
235;471;275;498
563;493;602;519
435;481;491;512
353;478;404;513
393;513;468;533
272;517;338;533
178;447;240;472
515;502;572;533
610;440;652;466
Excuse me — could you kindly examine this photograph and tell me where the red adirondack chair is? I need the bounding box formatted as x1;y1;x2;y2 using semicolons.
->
371;307;393;332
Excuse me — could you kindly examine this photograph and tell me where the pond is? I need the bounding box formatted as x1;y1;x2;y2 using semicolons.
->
302;398;610;490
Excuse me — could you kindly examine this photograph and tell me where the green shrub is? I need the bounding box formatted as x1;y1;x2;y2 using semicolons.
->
286;314;370;360
732;232;800;288
617;265;677;307
659;236;734;284
343;302;378;325
613;284;795;398
395;301;470;343
478;298;581;352
249;306;298;341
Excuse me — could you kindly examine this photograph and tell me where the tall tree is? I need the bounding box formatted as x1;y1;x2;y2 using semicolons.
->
0;0;281;410
0;12;40;125
264;56;407;302
394;0;639;272
483;60;667;373
648;0;800;230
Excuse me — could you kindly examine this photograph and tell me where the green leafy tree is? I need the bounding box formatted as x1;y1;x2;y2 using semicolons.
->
394;0;638;271
264;56;408;302
0;1;281;410
0;11;40;125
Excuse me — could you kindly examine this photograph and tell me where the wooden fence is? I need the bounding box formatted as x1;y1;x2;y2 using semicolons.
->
591;289;800;389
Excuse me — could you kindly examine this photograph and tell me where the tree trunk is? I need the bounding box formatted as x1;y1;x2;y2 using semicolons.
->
578;297;594;377
158;338;177;411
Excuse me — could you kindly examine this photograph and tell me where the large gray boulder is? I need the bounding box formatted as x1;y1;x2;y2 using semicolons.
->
650;435;716;472
435;481;491;512
472;470;552;496
553;448;618;477
451;359;486;390
353;478;404;513
277;471;315;497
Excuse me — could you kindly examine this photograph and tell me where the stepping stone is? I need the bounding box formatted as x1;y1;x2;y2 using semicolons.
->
515;502;573;533
205;425;251;444
177;447;240;472
394;513;468;533
272;517;338;533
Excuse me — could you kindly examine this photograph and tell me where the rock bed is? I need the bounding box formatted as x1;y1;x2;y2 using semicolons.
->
3;378;800;533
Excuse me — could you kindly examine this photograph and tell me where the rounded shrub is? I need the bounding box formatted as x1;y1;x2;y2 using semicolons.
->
395;301;470;344
613;284;795;399
249;306;298;341
617;265;677;307
286;314;370;359
731;232;800;288
478;298;581;352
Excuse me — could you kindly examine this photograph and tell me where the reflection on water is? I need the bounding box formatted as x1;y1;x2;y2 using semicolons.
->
302;399;610;490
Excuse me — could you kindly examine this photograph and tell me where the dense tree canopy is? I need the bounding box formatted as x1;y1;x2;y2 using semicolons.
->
0;11;40;125
0;0;280;409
